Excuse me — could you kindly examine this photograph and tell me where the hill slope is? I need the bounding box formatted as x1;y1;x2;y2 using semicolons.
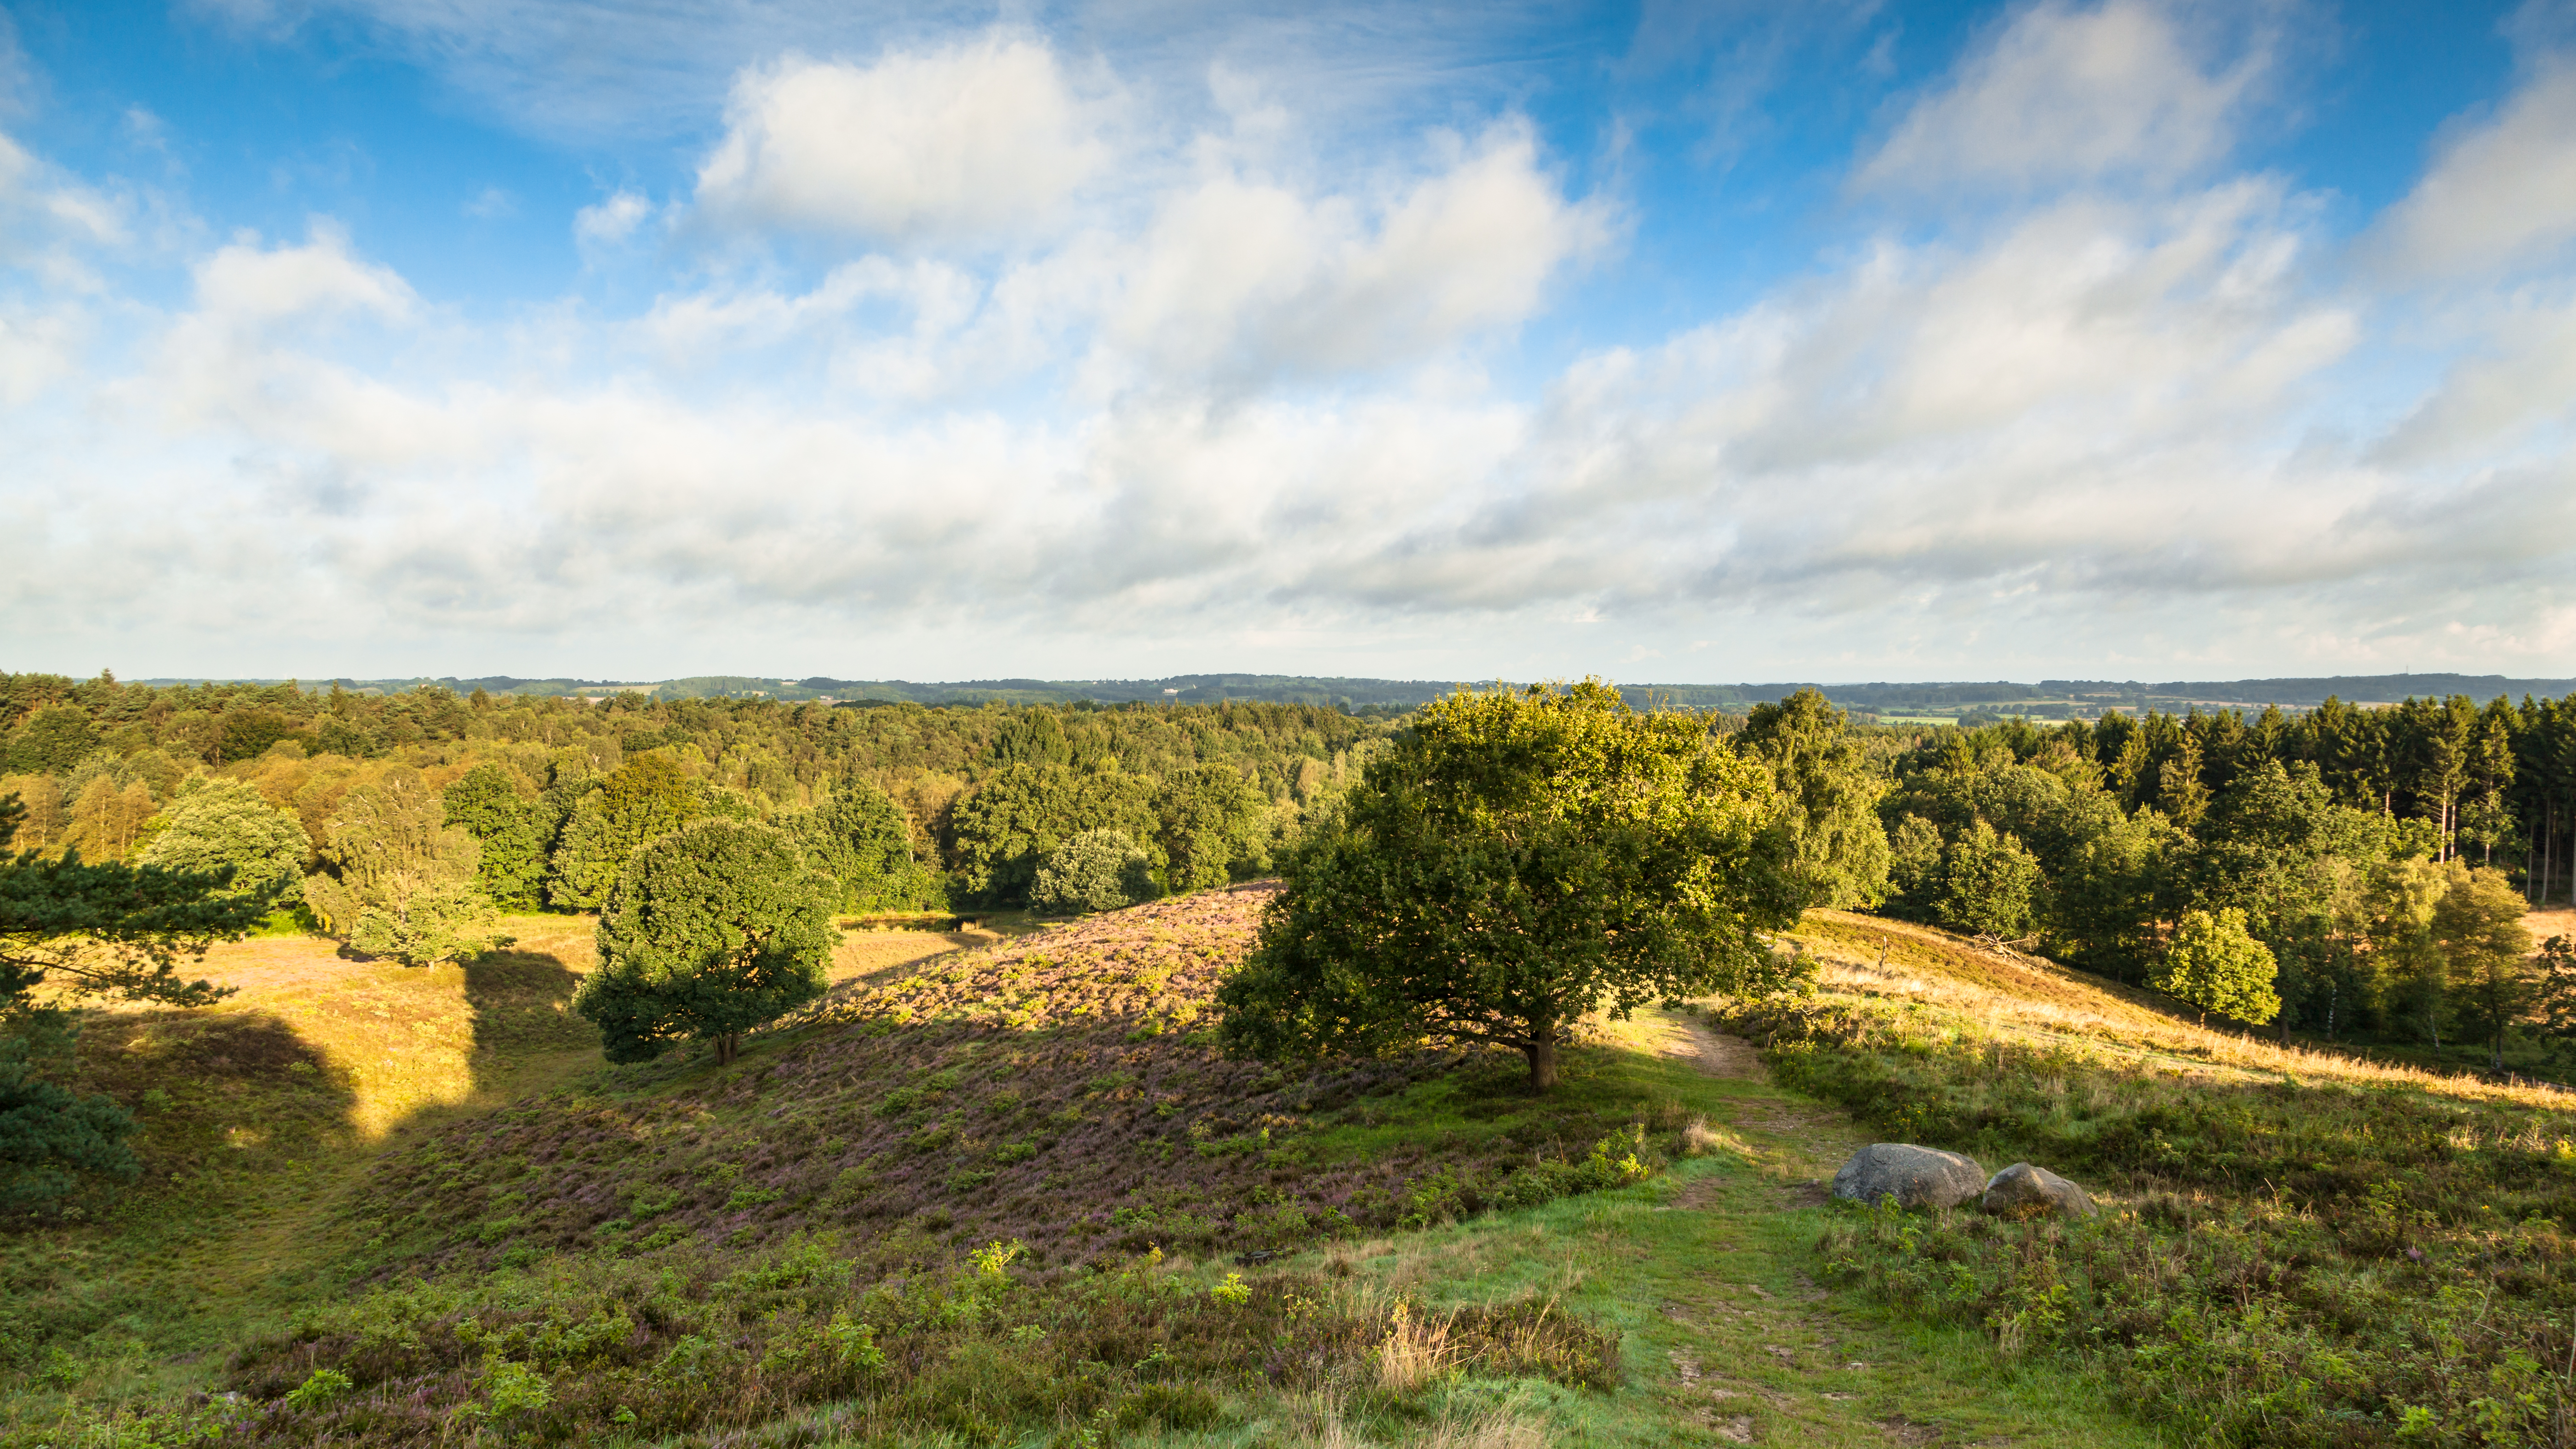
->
1730;908;2576;1448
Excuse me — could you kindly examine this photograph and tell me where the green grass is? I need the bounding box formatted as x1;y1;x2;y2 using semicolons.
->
3;893;2174;1448
1721;930;2576;1448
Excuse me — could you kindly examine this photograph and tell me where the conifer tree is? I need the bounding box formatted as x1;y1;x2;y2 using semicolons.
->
3;795;257;1212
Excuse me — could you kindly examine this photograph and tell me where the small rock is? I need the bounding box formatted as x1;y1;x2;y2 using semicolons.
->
1981;1161;2097;1219
1830;1143;1986;1210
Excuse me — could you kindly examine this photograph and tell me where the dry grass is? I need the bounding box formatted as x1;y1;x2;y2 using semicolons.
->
80;914;599;1140
828;925;989;987
1373;1300;1460;1394
1419;1402;1548;1449
1791;907;2576;1110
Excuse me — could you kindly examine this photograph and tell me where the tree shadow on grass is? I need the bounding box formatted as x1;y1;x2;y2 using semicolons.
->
458;948;597;1065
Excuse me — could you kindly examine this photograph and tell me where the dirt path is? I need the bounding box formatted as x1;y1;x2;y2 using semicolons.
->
1594;1007;2163;1446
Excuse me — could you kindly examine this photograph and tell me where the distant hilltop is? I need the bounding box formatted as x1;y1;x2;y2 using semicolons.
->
123;670;2576;722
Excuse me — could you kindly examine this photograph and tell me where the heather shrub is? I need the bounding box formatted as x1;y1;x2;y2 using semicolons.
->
1722;988;2576;1446
220;1237;1614;1447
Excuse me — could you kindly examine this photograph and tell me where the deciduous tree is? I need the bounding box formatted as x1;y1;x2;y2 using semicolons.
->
2432;863;2536;1071
441;763;546;909
1030;829;1158;915
575;821;836;1065
1737;688;1890;908
305;768;491;966
137;777;311;912
785;784;938;911
2152;907;2280;1028
547;753;702;909
1218;681;1802;1093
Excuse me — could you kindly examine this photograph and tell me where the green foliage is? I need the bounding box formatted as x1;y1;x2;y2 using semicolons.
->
575;821;836;1065
442;764;548;909
1153;764;1270;892
2151;906;2280;1025
6;706;99;776
1935;820;2043;939
950;763;1158;905
1220;680;1802;1091
548;754;704;910
784;784;940;911
0;1034;141;1214
2430;864;2536;1067
136;777;310;912
305;768;492;967
213;1230;1614;1449
1732;979;2576;1448
0;848;252;1214
282;1366;354;1410
1738;687;1891;908
1029;829;1158;914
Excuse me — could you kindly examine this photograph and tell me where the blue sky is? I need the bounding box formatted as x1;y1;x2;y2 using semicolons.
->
3;0;2572;684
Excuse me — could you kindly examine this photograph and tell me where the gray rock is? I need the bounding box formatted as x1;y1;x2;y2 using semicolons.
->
1981;1162;2097;1219
1830;1143;1986;1210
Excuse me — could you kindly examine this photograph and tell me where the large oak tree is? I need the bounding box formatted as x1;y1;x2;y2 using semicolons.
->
1218;680;1803;1092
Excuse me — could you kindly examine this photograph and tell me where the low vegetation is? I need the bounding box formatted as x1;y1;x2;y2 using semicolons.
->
1727;910;2576;1448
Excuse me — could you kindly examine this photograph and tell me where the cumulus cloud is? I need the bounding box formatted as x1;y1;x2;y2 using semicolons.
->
693;34;1109;246
6;11;2576;680
1855;0;2261;195
1096;123;1606;387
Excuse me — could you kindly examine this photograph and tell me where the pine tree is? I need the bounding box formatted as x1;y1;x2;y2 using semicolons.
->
4;798;258;1212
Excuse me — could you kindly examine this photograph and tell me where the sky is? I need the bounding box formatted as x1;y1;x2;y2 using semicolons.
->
3;0;2574;685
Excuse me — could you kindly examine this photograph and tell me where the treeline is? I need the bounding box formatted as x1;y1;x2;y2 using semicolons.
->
0;673;1399;923
1786;690;2576;1059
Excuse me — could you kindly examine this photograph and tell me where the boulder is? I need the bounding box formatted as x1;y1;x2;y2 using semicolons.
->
1981;1162;2097;1219
1829;1143;1986;1210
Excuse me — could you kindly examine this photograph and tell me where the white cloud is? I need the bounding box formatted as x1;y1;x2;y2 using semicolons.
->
6;14;2576;682
1097;123;1606;387
693;34;1109;246
1855;0;2261;195
2372;62;2576;281
189;223;414;326
574;189;651;244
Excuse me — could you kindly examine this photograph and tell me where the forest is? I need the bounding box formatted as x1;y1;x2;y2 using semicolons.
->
2;670;2572;1060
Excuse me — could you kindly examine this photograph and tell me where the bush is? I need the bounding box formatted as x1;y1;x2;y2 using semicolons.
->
1030;830;1159;915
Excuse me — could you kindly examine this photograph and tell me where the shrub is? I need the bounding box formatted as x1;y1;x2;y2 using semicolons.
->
1030;829;1159;915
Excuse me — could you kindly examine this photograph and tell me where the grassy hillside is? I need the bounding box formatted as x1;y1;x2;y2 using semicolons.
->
1729;908;2576;1448
1;889;2187;1448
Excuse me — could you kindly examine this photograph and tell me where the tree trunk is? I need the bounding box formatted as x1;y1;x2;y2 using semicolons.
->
1523;1032;1559;1093
717;1033;740;1066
